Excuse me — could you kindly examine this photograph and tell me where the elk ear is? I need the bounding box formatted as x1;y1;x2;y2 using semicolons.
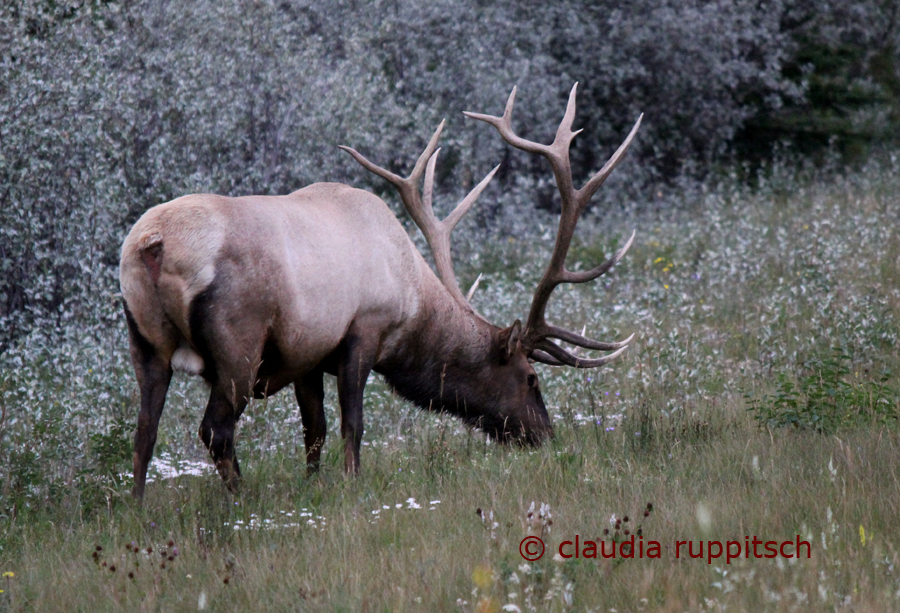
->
500;319;523;361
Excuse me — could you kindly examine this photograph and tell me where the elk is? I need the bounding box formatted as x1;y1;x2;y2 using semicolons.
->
119;84;641;499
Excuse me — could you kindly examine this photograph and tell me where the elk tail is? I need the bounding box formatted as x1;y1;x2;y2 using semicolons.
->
137;232;164;285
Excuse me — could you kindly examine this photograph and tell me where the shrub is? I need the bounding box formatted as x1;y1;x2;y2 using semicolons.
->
745;348;900;433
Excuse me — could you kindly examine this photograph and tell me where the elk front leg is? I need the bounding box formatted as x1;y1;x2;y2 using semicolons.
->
198;386;246;491
295;366;326;475
336;333;377;474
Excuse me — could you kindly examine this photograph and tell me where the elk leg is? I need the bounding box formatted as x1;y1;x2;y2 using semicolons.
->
336;333;376;474
198;385;246;492
295;366;326;475
125;304;173;500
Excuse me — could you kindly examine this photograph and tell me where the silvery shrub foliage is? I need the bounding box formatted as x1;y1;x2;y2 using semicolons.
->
1;0;805;349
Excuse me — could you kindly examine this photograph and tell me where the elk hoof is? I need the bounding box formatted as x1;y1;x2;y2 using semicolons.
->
216;459;241;492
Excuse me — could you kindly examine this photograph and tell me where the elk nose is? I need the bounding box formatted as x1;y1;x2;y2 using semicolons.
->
522;423;554;447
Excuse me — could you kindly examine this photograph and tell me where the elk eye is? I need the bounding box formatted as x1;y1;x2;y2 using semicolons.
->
527;374;537;388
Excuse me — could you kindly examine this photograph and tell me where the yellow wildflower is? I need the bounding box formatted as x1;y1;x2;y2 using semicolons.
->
472;564;493;589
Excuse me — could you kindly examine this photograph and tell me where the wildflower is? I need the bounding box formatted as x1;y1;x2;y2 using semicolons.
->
3;572;13;578
860;525;867;546
472;564;494;589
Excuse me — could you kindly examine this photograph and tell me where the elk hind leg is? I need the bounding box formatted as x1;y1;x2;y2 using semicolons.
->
295;366;326;475
125;303;173;500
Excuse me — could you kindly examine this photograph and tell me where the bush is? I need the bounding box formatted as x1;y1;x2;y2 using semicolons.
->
745;349;899;433
2;0;899;348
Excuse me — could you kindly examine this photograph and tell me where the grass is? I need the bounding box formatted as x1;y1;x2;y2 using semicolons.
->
3;422;900;611
1;156;900;610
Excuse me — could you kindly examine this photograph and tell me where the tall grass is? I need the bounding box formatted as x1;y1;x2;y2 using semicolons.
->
1;156;899;610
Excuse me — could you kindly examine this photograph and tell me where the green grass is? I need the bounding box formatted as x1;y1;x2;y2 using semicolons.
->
2;420;900;611
2;158;900;610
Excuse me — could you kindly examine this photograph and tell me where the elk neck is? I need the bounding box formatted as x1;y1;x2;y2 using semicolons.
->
374;272;501;421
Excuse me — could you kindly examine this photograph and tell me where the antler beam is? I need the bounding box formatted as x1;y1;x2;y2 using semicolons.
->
464;84;641;368
339;123;499;308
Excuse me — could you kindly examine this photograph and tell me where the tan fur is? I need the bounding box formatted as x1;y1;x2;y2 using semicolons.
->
120;183;486;383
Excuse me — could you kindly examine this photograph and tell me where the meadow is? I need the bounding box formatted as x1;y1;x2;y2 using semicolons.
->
1;156;899;611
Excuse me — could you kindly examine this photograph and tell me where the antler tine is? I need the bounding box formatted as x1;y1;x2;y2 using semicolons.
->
579;115;643;210
533;338;630;369
562;230;635;284
465;84;641;368
446;163;500;232
463;87;550;157
340;123;499;309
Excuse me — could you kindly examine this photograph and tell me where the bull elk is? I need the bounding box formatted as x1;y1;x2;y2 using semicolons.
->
120;84;641;498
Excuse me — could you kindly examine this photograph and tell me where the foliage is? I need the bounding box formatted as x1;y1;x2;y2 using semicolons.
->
741;0;900;161
6;0;899;347
745;348;899;433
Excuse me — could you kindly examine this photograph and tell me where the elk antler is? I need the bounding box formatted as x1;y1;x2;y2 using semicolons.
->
340;122;499;309
464;84;641;368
